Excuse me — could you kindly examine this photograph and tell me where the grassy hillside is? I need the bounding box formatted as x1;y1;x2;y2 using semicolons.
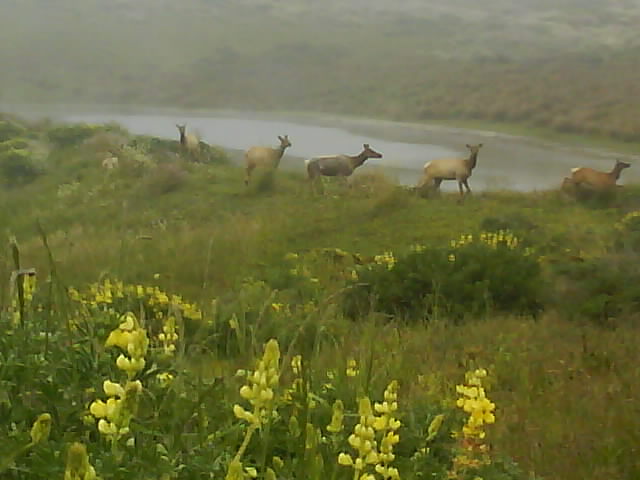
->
2;115;640;479
1;0;640;143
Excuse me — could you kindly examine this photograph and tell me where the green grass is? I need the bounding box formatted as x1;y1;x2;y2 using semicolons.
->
2;117;640;480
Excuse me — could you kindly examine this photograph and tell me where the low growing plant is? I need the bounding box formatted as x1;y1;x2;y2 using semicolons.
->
344;231;542;321
550;252;640;326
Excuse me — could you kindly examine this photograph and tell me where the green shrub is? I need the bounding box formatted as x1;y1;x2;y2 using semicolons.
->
480;212;538;241
129;135;181;156
143;162;189;195
198;141;229;164
0;148;42;186
0;120;26;142
569;186;619;208
613;210;640;253
344;232;542;321
46;123;101;147
0;138;29;152
116;144;156;178
550;253;640;326
130;135;228;164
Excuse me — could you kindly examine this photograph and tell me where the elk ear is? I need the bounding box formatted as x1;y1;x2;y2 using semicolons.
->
278;135;284;141
364;143;370;148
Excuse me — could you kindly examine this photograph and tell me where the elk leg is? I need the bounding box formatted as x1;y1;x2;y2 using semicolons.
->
244;165;255;186
463;179;472;194
309;175;322;195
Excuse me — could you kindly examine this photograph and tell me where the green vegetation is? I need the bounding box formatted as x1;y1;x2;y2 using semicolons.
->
344;232;542;321
2;115;640;480
1;1;640;147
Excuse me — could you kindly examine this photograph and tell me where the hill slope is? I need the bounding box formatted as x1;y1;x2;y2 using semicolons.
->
2;115;640;479
1;1;640;141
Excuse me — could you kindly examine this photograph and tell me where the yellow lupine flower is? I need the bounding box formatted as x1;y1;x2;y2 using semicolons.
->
346;358;359;377
327;399;345;433
64;442;97;480
98;419;118;436
450;367;495;478
30;413;52;445
103;380;125;398
291;355;302;375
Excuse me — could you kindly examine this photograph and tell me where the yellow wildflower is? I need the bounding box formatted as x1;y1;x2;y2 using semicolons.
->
327;399;345;433
449;368;495;479
64;442;97;480
346;358;359;377
156;372;174;388
227;340;282;480
291;355;302;375
30;413;52;445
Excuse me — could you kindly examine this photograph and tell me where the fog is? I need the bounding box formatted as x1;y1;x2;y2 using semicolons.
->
1;0;638;108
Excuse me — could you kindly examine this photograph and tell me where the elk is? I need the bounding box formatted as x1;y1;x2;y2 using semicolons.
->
176;124;200;160
244;135;292;186
566;159;631;191
305;143;383;192
416;143;483;199
560;176;576;195
101;155;119;170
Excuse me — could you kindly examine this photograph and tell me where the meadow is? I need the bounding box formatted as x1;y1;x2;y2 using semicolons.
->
1;113;640;480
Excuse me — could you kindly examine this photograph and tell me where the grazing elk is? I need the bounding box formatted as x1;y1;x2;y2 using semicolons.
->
305;143;383;193
244;135;292;186
416;143;483;200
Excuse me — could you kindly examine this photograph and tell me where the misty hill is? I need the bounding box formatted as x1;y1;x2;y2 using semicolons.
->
1;0;639;142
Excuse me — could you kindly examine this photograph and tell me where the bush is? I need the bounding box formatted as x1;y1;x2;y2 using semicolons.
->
116;144;157;178
81;131;128;155
46;123;101;147
613;210;640;253
0;120;26;142
197;141;228;164
550;253;640;326
344;232;542;321
480;212;538;241
143;162;189;195
0;138;29;152
129;135;181;156
0;148;42;186
129;135;228;164
566;184;620;207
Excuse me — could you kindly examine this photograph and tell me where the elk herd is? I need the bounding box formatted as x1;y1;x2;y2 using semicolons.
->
172;124;633;199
